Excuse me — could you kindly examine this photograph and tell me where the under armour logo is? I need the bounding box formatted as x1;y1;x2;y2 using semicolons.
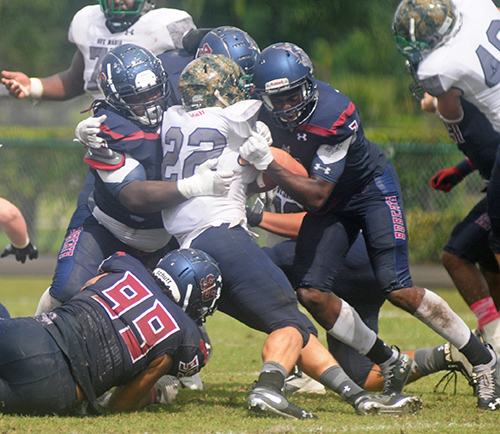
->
297;133;307;141
314;164;331;175
125;29;135;36
342;385;351;395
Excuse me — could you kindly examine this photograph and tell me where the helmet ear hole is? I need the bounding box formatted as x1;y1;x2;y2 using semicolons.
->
153;248;222;325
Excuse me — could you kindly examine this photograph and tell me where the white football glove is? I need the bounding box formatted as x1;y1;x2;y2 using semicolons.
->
153;375;180;405
255;120;273;147
74;114;107;148
239;129;274;171
177;158;234;199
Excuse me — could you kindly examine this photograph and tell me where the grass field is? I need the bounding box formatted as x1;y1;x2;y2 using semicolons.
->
0;276;499;433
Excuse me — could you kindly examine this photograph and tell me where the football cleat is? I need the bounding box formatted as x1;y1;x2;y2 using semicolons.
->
434;341;477;394
380;349;416;395
474;345;500;411
353;393;422;416
284;366;326;394
248;385;317;419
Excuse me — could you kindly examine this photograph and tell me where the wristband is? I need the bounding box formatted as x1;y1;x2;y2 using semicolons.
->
12;237;30;250
29;78;44;99
455;158;475;177
436;109;464;124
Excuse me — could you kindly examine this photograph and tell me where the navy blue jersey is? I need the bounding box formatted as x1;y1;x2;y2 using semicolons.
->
452;98;499;180
158;49;194;104
264;81;387;212
43;252;207;398
88;107;164;230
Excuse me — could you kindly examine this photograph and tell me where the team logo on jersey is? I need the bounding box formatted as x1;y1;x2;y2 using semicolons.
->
178;355;200;377
386;196;406;240
297;132;307;141
58;227;83;259
197;43;213;56
274;43;313;70
200;274;219;303
475;213;491;231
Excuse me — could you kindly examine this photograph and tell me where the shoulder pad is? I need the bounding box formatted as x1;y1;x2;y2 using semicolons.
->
84;147;125;170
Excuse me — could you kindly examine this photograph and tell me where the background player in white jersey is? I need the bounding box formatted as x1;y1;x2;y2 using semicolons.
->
392;0;500;316
156;54;422;418
1;0;196;101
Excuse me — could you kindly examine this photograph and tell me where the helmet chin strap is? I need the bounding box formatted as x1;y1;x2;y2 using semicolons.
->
182;283;194;312
214;89;231;107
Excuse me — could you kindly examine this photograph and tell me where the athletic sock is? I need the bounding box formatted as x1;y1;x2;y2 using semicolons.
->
319;365;367;405
471;297;500;329
413;345;446;377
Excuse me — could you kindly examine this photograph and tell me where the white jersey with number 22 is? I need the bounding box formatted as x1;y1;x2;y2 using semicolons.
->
160;100;262;246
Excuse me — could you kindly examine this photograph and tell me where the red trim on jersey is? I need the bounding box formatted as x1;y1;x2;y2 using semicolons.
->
299;102;356;137
100;124;159;141
84;154;125;171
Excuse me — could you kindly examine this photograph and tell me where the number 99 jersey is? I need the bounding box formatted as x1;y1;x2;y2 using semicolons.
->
50;252;207;398
417;0;500;131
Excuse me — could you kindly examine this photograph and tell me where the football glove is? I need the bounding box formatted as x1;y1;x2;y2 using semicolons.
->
239;126;274;171
177;158;234;199
246;206;263;227
1;241;38;263
74;115;107;148
430;159;474;193
152;375;180;405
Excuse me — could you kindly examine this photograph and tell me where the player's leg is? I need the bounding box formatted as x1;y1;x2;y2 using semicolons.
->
36;206;103;314
293;213;414;396
0;317;78;415
366;164;499;410
442;197;500;351
191;225;318;418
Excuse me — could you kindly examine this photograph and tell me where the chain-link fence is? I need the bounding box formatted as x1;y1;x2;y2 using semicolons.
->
0;138;485;263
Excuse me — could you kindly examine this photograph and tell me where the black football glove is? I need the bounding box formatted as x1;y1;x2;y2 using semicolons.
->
1;241;39;263
245;206;263;228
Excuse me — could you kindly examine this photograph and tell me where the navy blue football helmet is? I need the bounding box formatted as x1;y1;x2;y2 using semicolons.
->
98;43;170;128
153;248;222;325
252;43;318;130
99;0;155;33
196;26;261;75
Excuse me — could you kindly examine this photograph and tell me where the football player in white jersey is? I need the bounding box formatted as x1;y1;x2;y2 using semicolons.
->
393;0;500;349
1;0;196;101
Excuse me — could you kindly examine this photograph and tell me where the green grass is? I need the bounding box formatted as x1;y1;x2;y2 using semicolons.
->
0;277;498;433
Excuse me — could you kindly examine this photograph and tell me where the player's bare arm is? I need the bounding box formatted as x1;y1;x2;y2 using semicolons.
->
2;49;85;100
107;354;172;412
263;160;334;212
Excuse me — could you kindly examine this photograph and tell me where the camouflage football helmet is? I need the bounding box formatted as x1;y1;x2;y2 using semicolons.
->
178;54;248;111
392;0;462;63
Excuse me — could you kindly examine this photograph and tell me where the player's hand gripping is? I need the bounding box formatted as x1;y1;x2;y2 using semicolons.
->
177;158;234;199
74;115;108;148
1;241;38;263
239;121;274;170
